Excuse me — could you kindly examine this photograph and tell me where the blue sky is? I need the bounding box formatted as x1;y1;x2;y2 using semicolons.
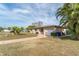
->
0;3;63;27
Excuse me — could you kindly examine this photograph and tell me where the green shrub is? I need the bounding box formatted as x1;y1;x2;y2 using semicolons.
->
66;29;72;35
51;32;56;36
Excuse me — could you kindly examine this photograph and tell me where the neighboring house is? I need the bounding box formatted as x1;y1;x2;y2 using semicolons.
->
27;25;66;37
3;29;11;33
2;29;11;36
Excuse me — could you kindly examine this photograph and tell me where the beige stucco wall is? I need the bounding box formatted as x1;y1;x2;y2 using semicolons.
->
28;27;65;37
37;29;42;34
37;29;47;37
62;29;67;35
29;30;32;33
43;29;48;36
32;29;36;34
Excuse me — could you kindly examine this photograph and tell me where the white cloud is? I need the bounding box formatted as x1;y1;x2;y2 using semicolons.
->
0;4;29;22
13;8;30;14
0;3;62;26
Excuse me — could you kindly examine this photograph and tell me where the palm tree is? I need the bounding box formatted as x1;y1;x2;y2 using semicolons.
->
56;3;79;39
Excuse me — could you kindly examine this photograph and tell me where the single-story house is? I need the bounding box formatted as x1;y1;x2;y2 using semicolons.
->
27;25;67;37
3;29;11;33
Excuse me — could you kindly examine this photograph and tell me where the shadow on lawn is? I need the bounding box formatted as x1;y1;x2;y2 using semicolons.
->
59;36;79;41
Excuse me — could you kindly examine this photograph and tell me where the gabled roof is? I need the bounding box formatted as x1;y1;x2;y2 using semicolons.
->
27;25;66;30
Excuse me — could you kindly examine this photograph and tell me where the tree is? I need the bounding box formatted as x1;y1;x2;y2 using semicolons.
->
26;25;35;30
20;27;24;32
0;27;3;32
8;27;12;30
56;3;79;39
11;26;24;35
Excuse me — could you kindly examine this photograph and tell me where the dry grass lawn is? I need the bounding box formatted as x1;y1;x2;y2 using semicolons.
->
0;32;37;41
0;37;79;56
